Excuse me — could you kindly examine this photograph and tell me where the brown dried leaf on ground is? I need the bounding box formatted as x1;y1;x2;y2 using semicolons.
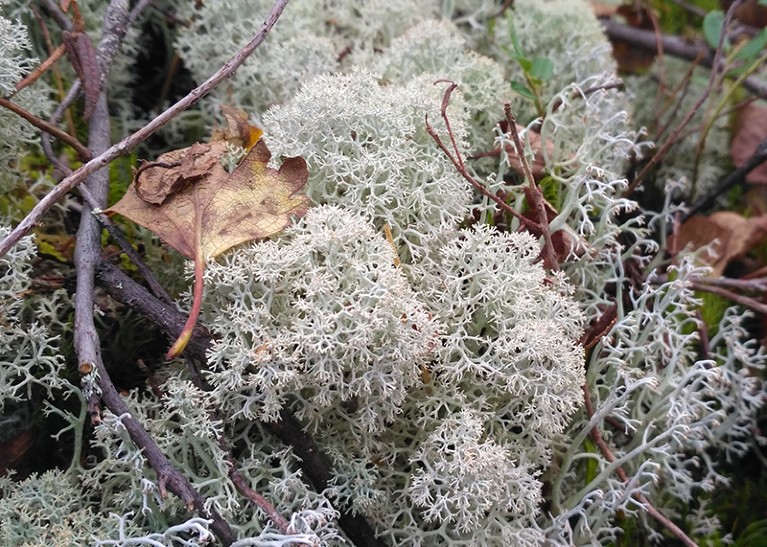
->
108;139;309;261
677;211;767;276
731;102;767;184
107;134;310;358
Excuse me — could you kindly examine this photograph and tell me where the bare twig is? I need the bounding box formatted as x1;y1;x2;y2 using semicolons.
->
683;135;767;219
226;454;290;532
601;16;767;99
504;103;560;271
95;362;237;544
67;0;238;543
425;82;538;231
0;0;292;258
582;382;698;547
690;279;767;315
623;0;747;196
94;262;385;547
13;43;66;93
0;96;91;158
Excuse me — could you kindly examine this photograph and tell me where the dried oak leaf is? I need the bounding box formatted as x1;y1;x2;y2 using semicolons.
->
107;138;310;358
731;102;767;184
677;212;767;276
109;139;309;260
211;105;264;149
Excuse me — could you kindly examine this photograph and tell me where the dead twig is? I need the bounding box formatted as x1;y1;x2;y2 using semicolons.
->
600;16;767;99
94;262;385;547
0;96;91;158
683;135;767;220
503;102;560;271
690;278;767;315
425;82;538;232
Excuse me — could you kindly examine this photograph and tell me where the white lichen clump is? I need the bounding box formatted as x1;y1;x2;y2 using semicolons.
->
202;205;441;433
0;227;64;410
264;68;473;259
199;208;586;545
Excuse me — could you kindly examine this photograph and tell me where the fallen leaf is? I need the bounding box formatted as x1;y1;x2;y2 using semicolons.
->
212;105;264;149
0;429;33;475
731;102;767;184
734;0;767;27
677;212;767;276
107;137;310;358
590;2;619;18
606;4;657;73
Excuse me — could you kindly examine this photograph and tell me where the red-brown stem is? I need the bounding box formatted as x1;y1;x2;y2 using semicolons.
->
426;82;538;231
166;245;206;360
13;43;66;93
624;0;745;196
503;102;560;271
0;96;91;159
690;279;767;315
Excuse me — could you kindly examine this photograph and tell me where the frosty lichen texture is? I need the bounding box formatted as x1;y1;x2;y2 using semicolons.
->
200;213;585;545
0;5;50;187
0;470;129;545
408;410;543;534
201;205;440;433
0;226;64;410
174;0;437;114
264;69;472;258
627;58;730;201
545;258;766;545
407;226;585;461
371;19;506;148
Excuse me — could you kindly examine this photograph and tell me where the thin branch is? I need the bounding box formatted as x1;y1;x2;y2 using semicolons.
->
68;1;236;543
683;134;767;219
95;361;237;545
504;103;560;271
690;279;767;315
425;83;538;232
0;96;91;158
13;43;66;93
623;0;746;196
226;453;290;532
601;16;767;99
0;0;292;258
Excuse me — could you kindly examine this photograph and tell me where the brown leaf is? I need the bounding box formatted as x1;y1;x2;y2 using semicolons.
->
734;0;767;27
134;142;225;206
107;135;310;358
731;102;767;184
211;105;264;149
609;5;657;73
0;429;34;475
108;139;310;260
677;212;767;276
